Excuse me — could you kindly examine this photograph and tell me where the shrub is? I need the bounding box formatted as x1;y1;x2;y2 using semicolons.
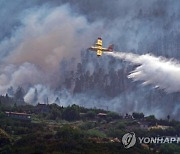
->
116;122;126;129
56;125;84;141
85;111;96;119
0;128;11;146
107;112;120;120
86;129;106;138
62;107;80;121
80;122;96;130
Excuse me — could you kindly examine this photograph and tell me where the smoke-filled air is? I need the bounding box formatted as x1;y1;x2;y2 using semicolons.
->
0;0;180;120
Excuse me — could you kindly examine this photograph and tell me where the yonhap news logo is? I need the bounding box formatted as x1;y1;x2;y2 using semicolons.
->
122;132;136;149
122;132;180;149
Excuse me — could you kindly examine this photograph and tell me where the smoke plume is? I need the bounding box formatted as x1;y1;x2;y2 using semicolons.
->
0;4;102;94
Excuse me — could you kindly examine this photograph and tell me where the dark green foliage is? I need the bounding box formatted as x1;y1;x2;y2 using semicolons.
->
80;121;97;130
132;112;144;119
62;105;80;121
86;129;107;138
0;98;179;153
0;111;5;118
0;95;16;107
145;115;157;125
56;125;85;141
159;143;180;154
14;87;25;103
125;120;138;126
107;112;121;119
107;127;125;138
145;115;156;121
48;103;62;120
0;128;11;147
85;111;96;119
116;122;126;129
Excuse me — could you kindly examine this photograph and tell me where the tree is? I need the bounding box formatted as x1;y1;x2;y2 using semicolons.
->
0;128;11;147
86;111;96;119
107;112;121;120
56;125;84;141
14;87;25;103
167;115;170;121
62;106;80;121
5;93;9;99
54;97;60;104
146;115;156;121
87;129;106;138
12;103;17;111
33;88;38;104
132;112;144;119
145;115;157;125
160;143;180;154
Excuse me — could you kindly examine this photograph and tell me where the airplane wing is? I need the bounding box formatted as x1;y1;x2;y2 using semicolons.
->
89;38;102;51
95;37;103;47
89;46;98;51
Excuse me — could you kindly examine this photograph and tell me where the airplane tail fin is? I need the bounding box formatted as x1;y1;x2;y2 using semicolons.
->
108;44;114;52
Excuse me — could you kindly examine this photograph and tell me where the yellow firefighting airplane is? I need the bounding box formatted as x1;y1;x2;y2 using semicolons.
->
88;37;113;57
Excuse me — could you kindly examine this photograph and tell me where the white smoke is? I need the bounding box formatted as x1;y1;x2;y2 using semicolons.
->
106;52;180;93
24;84;60;104
0;4;103;98
0;63;42;94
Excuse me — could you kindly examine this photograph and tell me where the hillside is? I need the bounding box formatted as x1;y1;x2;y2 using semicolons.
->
0;102;180;153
